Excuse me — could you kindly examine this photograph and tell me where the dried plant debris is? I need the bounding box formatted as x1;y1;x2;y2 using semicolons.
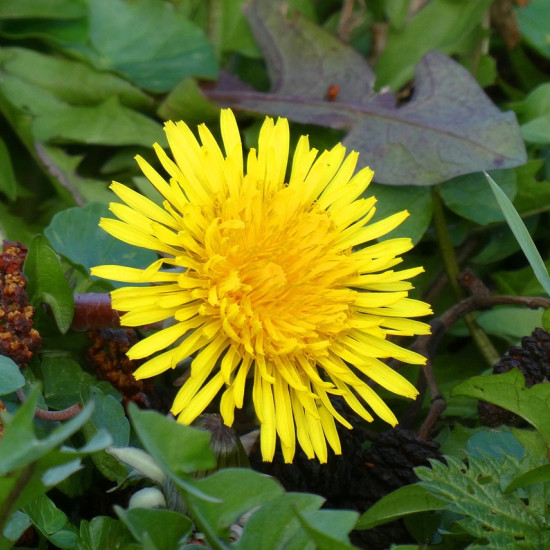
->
0;240;41;367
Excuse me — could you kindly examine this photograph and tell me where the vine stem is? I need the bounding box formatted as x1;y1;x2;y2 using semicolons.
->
0;463;35;537
431;187;500;365
16;388;82;421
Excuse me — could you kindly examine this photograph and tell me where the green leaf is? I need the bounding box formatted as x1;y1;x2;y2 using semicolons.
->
23;234;74;333
191;469;284;535
45;202;157;277
451;369;550;446
0;387;95;474
505;463;550;492
375;0;492;90
11;0;219;93
368;184;432;244
82;388;129;482
3;510;31;544
0;136;17;201
485;171;550;296
356;484;446;530
466;429;525;461
236;493;324;550
128;405;217;478
441;169;517;225
295;509;358;550
476;307;543;343
41;356;115;410
0;0;86;19
116;507;192;550
224;2;527;185
517;0;550;59
416;454;549;546
78;516;134;550
0;355;25;395
23;494;77;549
0;47;152;110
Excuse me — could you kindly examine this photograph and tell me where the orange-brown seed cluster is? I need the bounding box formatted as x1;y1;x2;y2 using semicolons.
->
87;328;153;407
0;241;42;367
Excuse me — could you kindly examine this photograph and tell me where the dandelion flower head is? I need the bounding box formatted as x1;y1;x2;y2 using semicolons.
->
91;109;432;463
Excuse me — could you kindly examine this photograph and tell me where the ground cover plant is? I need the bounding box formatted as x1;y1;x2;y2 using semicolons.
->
2;0;550;548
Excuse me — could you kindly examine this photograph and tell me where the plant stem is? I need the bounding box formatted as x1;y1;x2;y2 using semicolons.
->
431;187;500;366
0;464;35;537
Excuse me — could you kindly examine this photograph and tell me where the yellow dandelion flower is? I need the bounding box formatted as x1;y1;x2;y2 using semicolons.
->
91;109;432;464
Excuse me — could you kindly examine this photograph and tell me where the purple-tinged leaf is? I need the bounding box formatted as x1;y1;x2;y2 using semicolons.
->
204;1;526;186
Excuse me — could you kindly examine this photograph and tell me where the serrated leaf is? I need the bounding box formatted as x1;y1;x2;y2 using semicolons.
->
205;1;526;185
0;355;25;395
356;484;446;530
485;171;550;296
23;235;74;333
45;202;157;277
451;369;550;447
416;454;549;546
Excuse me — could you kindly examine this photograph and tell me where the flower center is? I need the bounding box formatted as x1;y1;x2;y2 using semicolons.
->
195;187;357;359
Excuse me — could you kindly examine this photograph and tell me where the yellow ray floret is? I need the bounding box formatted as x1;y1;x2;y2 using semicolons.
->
92;108;432;464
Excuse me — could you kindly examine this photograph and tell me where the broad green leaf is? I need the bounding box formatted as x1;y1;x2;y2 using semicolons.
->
78;516;134;550
3;510;31;544
0;0;86;19
23;494;77;549
505;463;550;492
466;430;525;461
192;469;284;535
451;369;550;446
517;0;550;59
217;2;528;185
23;235;74;333
368;184;432;244
476;307;543;343
41;356;115;410
296;509;358;550
0;136;17;200
115;507;192;550
0;355;25;395
440;170;517;225
6;0;218;92
82;388;129;482
0;47;152;110
356;484;446;530
45;202;157;277
128;405;216;477
485;171;550;296
375;0;492;90
236;493;323;550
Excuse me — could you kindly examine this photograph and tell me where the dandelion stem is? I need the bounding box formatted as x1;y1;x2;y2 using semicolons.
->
431;187;500;366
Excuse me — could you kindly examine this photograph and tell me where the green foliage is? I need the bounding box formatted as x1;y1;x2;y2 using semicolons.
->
2;0;550;548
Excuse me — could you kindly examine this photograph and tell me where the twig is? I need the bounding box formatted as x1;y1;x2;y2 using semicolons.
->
15;388;82;421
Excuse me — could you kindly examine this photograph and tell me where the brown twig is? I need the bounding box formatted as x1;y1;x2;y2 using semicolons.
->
410;290;550;437
15;388;82;421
